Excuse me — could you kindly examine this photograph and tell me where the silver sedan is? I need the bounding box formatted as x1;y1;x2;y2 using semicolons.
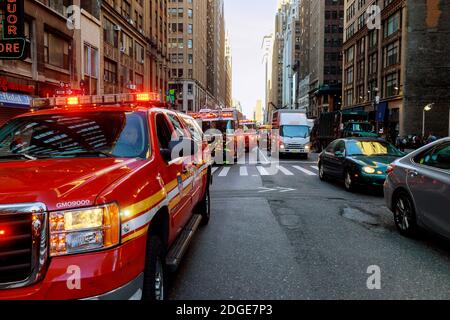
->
384;138;450;238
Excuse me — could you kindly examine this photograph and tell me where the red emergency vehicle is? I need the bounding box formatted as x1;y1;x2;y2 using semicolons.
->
0;92;212;300
191;109;242;162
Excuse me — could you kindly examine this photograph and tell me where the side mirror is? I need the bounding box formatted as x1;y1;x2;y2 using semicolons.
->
335;150;345;158
160;148;172;163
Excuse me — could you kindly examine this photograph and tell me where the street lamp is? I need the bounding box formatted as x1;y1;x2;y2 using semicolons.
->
422;103;435;137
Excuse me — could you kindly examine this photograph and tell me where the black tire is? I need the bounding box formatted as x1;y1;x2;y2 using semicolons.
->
318;162;327;181
344;170;355;192
393;191;419;238
197;186;211;226
142;236;166;301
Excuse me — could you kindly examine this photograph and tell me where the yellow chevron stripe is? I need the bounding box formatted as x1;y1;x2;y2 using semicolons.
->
122;225;149;242
121;189;166;222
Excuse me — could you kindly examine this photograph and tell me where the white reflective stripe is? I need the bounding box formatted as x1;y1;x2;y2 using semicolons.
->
183;176;194;188
277;165;294;176
256;166;270;176
219;167;230;177
122;207;158;236
240;166;248;176
167;187;179;201
293;166;317;176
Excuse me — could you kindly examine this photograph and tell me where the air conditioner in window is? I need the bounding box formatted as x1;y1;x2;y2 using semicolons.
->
120;47;126;53
128;19;134;26
114;25;121;32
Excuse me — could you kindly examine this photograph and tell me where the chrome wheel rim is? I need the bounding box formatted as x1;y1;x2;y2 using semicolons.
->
154;257;164;300
395;197;411;231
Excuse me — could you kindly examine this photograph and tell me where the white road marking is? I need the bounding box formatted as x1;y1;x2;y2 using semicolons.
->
240;166;249;176
258;148;270;164
311;165;319;171
212;167;219;174
256;166;270;176
218;167;230;177
293;166;317;176
277;165;294;176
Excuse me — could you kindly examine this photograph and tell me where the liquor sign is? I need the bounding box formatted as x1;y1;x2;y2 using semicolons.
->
0;0;26;59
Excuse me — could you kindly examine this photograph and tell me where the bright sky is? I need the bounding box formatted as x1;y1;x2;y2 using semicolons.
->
224;0;278;118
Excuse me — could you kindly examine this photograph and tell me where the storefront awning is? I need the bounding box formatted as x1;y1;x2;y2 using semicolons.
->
0;92;31;109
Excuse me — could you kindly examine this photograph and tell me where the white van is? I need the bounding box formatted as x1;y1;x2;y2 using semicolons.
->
272;110;311;158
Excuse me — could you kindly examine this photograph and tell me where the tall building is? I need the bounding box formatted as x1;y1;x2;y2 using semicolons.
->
298;0;311;112
342;0;450;139
0;0;98;125
254;99;263;124
307;0;344;118
101;0;168;97
207;0;227;109
267;1;289;123
167;0;209;112
281;0;301;110
225;34;233;109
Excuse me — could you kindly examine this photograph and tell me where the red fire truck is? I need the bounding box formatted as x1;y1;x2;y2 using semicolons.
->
0;92;212;300
190;108;242;163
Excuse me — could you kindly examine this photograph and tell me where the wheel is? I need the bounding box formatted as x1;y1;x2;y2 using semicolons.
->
344;170;355;192
318;163;327;181
197;186;210;226
142;236;166;301
393;192;419;237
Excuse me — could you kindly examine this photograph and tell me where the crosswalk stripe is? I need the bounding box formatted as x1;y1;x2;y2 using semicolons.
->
256;166;270;176
218;167;230;177
293;166;317;176
212;167;219;174
240;166;248;176
277;165;294;176
310;165;319;171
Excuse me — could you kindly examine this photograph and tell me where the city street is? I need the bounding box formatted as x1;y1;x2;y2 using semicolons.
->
170;151;450;300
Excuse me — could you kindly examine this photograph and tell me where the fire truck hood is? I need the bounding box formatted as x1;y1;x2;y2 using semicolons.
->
0;158;141;210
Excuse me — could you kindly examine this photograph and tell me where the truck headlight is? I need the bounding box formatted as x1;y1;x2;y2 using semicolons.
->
49;203;120;257
362;166;376;174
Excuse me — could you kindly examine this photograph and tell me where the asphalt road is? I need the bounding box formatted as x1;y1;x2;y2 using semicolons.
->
169;151;450;300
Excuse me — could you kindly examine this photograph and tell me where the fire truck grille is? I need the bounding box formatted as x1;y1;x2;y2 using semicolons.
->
0;213;33;284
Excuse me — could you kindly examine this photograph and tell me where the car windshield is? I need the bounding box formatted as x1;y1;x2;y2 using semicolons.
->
347;123;373;132
280;125;310;138
0;111;149;160
346;140;403;157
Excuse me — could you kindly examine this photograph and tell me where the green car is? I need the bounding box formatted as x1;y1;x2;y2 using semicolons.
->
342;122;379;138
318;138;405;192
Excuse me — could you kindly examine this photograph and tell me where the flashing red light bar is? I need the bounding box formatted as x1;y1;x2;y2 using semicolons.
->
0;229;5;236
31;92;162;109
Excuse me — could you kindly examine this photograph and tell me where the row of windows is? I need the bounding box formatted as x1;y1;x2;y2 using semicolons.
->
344;71;400;106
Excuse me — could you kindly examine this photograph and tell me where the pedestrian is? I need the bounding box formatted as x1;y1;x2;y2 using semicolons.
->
426;132;437;144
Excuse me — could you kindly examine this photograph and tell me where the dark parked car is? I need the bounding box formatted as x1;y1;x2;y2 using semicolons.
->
384;138;450;238
318;138;404;192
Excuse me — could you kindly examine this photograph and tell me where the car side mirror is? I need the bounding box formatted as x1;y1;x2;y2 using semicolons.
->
160;148;172;163
335;151;345;158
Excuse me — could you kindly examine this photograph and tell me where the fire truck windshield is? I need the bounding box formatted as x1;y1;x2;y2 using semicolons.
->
0;111;149;160
202;120;235;133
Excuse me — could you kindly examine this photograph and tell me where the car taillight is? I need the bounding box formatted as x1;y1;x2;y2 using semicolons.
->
386;165;395;175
